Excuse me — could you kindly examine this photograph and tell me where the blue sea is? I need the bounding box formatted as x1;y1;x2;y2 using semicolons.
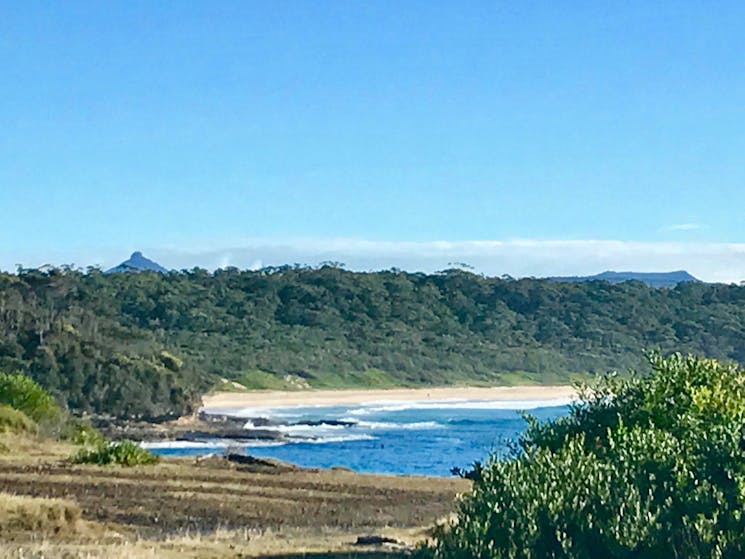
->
145;398;571;476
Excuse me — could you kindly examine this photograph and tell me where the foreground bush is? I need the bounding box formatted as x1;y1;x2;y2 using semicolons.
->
73;440;159;466
0;372;61;425
423;353;745;558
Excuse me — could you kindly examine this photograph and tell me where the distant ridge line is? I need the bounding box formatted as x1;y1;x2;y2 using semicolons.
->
549;270;699;288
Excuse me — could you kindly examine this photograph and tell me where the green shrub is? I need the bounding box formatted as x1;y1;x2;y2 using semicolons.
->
0;372;60;423
0;404;37;434
72;440;159;466
423;353;745;558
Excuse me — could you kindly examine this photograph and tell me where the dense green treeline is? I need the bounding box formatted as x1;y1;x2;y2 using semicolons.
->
0;268;207;419
2;265;745;418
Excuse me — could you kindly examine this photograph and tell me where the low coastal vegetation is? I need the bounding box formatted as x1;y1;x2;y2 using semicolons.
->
0;371;60;424
73;439;159;466
3;266;745;419
0;373;64;439
0;371;158;466
423;353;745;558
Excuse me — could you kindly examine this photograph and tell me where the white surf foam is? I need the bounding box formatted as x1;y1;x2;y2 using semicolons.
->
140;441;227;450
143;433;376;452
244;419;443;433
244;420;348;432
344;397;574;416
140;440;286;450
339;419;443;430
215;404;352;419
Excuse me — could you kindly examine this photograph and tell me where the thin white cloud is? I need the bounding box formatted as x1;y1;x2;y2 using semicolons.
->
148;238;745;284
664;223;704;231
4;238;745;284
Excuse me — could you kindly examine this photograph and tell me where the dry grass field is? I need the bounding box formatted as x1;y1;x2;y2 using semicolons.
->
0;433;468;558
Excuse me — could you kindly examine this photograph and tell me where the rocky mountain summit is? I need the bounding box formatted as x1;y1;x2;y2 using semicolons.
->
106;251;169;274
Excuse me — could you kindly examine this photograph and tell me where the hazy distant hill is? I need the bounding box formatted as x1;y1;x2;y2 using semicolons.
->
549;270;699;288
106;252;169;274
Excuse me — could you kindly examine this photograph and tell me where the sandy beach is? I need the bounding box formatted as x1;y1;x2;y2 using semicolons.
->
202;384;578;411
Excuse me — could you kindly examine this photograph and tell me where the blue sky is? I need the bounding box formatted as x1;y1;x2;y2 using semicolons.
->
2;1;745;280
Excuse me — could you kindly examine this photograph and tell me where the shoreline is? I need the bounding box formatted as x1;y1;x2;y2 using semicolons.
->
201;384;578;411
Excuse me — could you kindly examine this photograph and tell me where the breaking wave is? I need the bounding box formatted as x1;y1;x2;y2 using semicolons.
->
345;397;574;416
141;433;376;451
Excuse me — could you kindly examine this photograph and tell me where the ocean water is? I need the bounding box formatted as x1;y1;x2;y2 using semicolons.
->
146;398;571;476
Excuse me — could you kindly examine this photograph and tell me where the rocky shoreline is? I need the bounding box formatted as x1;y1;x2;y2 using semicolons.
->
91;411;355;445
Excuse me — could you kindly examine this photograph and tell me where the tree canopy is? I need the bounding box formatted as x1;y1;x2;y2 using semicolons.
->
2;265;745;418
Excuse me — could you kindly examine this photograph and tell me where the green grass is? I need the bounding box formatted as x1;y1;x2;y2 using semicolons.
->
214;369;303;391
308;368;585;389
215;367;584;393
221;368;405;391
308;368;402;389
495;369;587;386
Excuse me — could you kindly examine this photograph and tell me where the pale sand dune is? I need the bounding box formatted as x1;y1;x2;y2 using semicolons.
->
202;384;578;410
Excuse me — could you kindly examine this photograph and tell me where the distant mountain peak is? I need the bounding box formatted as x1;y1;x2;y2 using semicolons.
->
106;252;169;274
549;270;700;288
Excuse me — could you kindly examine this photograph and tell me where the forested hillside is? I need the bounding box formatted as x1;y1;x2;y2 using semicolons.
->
2;265;745;419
